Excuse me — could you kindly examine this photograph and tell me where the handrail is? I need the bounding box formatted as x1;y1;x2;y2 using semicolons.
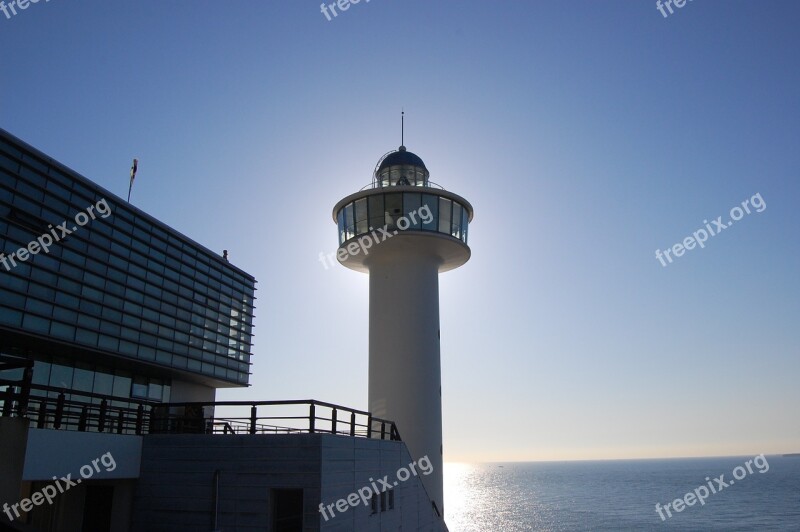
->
0;384;401;442
0;380;161;406
359;180;446;191
149;399;401;441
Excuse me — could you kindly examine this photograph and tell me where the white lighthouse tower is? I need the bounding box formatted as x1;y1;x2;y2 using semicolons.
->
332;138;473;517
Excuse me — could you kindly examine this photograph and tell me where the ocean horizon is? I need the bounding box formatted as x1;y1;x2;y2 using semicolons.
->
443;455;800;531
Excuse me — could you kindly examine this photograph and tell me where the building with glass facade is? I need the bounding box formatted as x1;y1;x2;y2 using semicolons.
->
0;127;256;406
0;130;446;532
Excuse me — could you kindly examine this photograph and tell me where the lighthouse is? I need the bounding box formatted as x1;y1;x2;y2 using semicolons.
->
332;141;473;516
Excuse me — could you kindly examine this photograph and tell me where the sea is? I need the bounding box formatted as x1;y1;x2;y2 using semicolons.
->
443;456;800;531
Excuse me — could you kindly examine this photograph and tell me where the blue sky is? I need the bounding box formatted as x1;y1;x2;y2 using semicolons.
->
2;1;798;462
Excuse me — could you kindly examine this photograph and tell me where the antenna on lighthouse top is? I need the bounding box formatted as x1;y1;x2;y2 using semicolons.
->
401;109;405;148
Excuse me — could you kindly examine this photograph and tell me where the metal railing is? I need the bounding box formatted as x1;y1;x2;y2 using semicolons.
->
149;400;402;441
360;180;446;191
0;381;401;441
0;380;159;435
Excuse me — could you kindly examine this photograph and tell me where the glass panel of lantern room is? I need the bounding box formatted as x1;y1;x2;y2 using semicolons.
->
461;207;469;243
384;193;402;230
337;210;345;244
355;198;368;235
451;203;463;239
421;194;438;231
401;165;416;186
389;168;401;186
403;193;421;229
368;195;384;231
416;168;427;186
438;197;452;235
344;203;355;240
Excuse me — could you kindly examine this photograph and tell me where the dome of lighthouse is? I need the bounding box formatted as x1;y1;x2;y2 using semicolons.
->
375;146;430;187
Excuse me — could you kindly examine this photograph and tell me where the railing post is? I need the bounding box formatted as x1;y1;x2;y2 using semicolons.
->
117;409;124;434
381;421;386;440
331;408;337;435
350;412;356;437
1;387;13;417
18;366;32;417
309;403;315;434
78;406;88;432
250;405;257;435
37;399;48;428
54;392;65;429
135;404;144;435
367;415;373;439
98;399;107;433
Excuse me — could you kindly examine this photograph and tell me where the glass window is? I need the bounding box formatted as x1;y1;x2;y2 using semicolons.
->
452;202;463;239
139;346;156;361
54;307;78;325
403;193;421;230
99;321;121;336
75;328;98;346
62;248;85;267
355;198;368;236
84;271;105;289
56;276;80;295
23;314;50;333
148;382;163;400
368;195;384;231
32;361;51;386
131;376;148;399
337;209;345;244
0;288;24;308
81;285;103;302
421;194;438;231
31;266;58;288
112;372;132;398
0;153;19;173
140;332;157;346
77;314;100;329
121;327;139;342
93;372;113;396
343;203;354;241
439;197;452;234
120;340;137;356
384;193;402;229
462;207;469;243
49;363;74;389
72;365;94;393
56;291;78;308
50;321;75;341
26;298;53;317
125;287;144;304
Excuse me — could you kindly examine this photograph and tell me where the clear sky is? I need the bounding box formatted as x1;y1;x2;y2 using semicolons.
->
2;1;798;462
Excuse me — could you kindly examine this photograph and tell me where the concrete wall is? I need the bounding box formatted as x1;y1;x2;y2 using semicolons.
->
170;380;216;403
131;433;445;532
23;429;142;481
319;435;445;531
132;433;322;532
0;417;29;507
